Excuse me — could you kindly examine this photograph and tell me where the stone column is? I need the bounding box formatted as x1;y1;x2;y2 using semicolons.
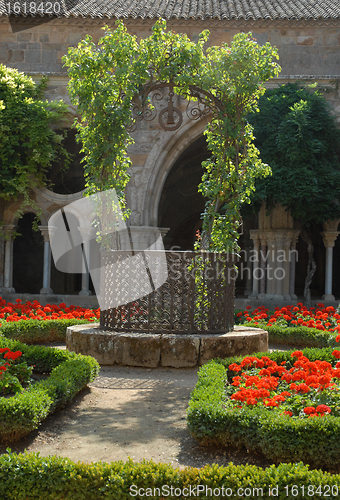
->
39;226;53;294
321;231;340;301
274;233;284;300
249;230;260;298
258;233;267;299
78;226;94;296
265;232;275;299
2;225;16;293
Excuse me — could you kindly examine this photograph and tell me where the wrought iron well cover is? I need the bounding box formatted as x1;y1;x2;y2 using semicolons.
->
100;251;235;333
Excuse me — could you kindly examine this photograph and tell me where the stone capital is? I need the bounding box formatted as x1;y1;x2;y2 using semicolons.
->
321;231;340;248
249;229;260;242
38;225;51;242
78;226;96;241
3;224;16;236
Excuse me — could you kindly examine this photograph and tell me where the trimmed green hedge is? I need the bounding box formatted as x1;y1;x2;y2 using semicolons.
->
1;452;340;499
260;324;338;348
187;348;340;471
0;318;95;344
0;337;100;442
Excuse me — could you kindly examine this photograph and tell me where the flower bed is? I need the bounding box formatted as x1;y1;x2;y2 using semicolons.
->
236;303;340;332
187;345;340;470
0;337;100;442
0;299;99;344
235;303;340;348
227;348;340;418
0;298;99;323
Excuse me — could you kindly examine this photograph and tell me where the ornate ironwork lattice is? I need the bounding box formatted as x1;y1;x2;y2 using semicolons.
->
128;83;212;133
100;251;235;333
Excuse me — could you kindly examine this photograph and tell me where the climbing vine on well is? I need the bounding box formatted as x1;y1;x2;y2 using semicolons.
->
64;19;280;252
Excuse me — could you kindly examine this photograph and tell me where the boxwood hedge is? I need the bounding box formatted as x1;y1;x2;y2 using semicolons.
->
260;324;338;348
0;452;340;500
0;337;100;442
187;348;340;471
0;318;94;344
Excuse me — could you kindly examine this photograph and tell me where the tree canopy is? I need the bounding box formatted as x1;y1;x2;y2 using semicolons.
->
248;82;340;301
248;82;340;224
63;19;280;252
0;64;70;215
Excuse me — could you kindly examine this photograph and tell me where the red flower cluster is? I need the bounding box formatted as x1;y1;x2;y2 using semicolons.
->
0;347;22;374
237;303;340;333
228;349;340;418
0;298;100;326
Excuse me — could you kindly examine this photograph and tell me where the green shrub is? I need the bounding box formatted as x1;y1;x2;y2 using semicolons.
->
187;348;340;470
0;339;100;442
0;452;339;499
261;324;338;348
0;337;77;373
0;318;94;344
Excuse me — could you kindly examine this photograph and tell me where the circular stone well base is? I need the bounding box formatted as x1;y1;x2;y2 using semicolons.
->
66;324;268;368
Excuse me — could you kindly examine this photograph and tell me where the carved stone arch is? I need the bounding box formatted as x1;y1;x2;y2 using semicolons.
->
32;186;85;225
141;114;210;227
3;202;46;226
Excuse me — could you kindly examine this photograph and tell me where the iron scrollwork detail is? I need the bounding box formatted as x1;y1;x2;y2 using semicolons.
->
128;82;213;132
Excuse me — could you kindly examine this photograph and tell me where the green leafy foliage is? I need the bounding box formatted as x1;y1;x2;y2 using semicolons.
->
248;82;340;223
63;20;280;250
0;452;340;499
0;65;70;214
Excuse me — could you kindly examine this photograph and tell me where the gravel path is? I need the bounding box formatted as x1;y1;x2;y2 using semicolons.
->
0;343;291;469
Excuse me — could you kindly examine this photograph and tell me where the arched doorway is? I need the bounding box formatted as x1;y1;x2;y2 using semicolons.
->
158;135;209;250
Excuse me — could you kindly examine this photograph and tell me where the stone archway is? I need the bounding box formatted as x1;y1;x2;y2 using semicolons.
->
139;116;209;228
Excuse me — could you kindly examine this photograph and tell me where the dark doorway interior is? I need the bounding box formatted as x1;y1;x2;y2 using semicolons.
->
158;136;209;250
47;129;85;195
13;213;44;294
294;224;325;298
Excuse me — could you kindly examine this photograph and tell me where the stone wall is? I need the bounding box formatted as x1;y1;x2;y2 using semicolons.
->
1;17;340;76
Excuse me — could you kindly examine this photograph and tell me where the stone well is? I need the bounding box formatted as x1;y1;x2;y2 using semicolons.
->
66;324;268;368
66;250;268;367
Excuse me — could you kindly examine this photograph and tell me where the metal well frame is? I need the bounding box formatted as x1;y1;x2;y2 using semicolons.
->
100;250;235;334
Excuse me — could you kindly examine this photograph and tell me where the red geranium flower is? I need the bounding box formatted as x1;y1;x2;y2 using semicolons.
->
316;404;331;414
304;407;317;415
